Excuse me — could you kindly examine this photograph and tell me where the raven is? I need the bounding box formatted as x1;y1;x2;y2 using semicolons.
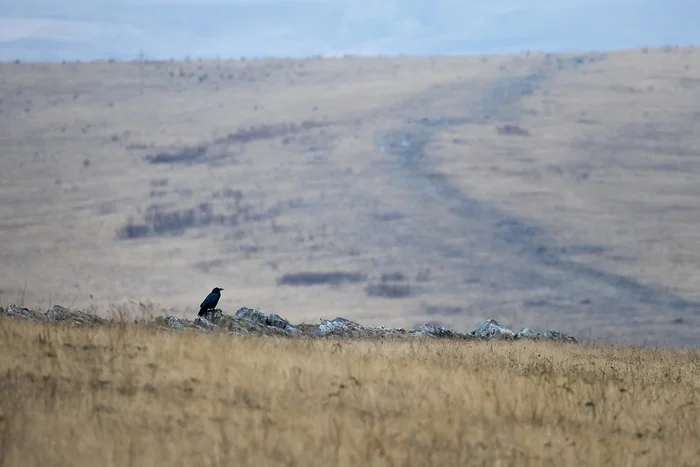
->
198;287;224;316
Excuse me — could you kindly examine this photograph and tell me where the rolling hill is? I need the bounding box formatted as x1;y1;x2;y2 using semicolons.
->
1;46;700;345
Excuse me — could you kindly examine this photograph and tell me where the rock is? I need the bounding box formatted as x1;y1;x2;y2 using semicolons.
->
543;329;577;342
195;308;298;336
2;301;578;343
316;317;407;338
375;324;407;335
315;319;475;339
4;304;41;321
0;304;104;325
516;328;542;339
410;323;466;339
45;305;69;317
161;315;185;329
317;317;365;337
471;319;516;339
197;308;224;323
233;307;299;334
45;305;105;325
193;315;217;330
155;315;199;330
314;317;576;342
514;327;577;342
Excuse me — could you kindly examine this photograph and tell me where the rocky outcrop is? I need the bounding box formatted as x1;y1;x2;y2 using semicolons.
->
0;304;577;342
1;304;105;325
45;305;106;325
468;319;577;342
471;318;517;339
158;309;297;336
315;317;409;338
3;303;42;321
410;323;459;338
232;307;299;335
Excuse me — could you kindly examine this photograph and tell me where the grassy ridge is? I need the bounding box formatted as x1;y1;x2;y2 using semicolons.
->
1;313;698;466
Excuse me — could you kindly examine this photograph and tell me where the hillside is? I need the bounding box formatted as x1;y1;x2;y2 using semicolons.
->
2;47;700;345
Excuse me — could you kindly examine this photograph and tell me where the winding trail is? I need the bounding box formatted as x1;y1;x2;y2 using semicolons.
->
367;54;700;345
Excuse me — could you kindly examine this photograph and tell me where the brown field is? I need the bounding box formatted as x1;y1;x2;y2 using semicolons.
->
2;47;700;345
1;314;699;466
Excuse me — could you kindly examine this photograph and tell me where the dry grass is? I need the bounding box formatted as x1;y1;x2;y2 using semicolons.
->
435;48;700;302
1;315;699;466
0;54;511;326
2;47;700;344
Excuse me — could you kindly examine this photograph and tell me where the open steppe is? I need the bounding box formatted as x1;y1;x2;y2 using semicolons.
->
2;46;700;345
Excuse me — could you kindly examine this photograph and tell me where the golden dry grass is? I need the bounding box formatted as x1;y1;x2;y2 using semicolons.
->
1;315;699;467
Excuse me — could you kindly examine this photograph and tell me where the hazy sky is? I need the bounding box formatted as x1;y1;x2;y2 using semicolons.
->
1;0;698;61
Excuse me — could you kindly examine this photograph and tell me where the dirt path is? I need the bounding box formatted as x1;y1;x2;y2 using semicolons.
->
371;53;700;345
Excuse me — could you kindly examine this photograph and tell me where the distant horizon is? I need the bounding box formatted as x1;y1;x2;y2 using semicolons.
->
3;43;697;65
1;0;699;62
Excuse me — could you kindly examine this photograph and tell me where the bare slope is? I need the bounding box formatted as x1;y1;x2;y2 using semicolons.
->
1;48;700;345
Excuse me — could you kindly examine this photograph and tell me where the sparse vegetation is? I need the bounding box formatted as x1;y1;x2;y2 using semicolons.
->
118;199;271;239
145;145;209;165
216;120;328;145
496;124;531;136
380;272;406;282
364;282;413;299
277;271;365;287
141;120;328;167
425;304;464;316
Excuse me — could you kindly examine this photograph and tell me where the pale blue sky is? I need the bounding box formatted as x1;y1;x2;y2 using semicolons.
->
1;0;698;61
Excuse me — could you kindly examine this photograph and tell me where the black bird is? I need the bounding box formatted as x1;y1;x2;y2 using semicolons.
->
198;287;224;316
